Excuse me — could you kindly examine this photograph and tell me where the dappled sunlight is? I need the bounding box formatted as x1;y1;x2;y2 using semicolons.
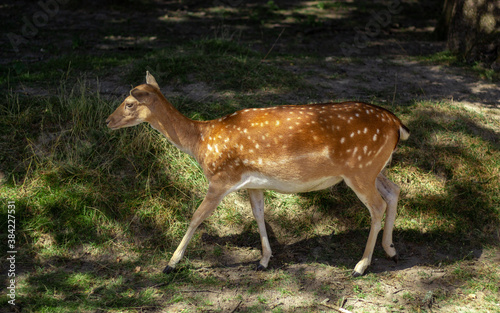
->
399;164;447;198
2;0;499;311
3;86;498;310
302;57;500;107
97;35;158;50
396;101;499;239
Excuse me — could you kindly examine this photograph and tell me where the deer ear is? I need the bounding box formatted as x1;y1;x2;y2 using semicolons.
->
146;71;160;90
131;88;151;104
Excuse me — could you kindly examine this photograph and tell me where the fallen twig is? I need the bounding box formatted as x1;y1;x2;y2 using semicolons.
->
230;300;243;313
150;282;167;288
320;299;353;313
178;289;221;293
261;28;285;61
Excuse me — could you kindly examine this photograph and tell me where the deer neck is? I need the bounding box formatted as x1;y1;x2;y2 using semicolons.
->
147;96;202;158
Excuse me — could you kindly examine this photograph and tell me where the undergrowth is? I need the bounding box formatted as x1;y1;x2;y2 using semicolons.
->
0;37;499;312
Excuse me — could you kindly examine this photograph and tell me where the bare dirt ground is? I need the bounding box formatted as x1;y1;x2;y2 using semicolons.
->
3;1;499;109
2;0;500;312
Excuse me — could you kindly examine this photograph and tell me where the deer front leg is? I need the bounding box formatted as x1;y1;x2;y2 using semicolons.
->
248;189;272;270
163;185;225;274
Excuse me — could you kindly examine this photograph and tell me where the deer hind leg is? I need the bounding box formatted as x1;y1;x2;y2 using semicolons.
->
376;174;401;262
345;177;387;277
248;189;272;270
163;184;226;274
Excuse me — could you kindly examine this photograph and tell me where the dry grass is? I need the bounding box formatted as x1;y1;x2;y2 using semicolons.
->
2;76;498;312
1;0;499;311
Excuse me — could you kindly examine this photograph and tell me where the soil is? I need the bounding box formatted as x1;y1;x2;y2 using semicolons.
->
2;0;499;312
2;0;499;109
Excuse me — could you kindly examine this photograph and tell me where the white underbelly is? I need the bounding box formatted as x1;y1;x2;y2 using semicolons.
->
231;172;343;194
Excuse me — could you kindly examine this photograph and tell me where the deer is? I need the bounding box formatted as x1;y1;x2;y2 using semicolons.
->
106;72;410;277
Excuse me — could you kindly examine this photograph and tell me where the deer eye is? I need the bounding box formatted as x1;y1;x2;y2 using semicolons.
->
125;102;135;109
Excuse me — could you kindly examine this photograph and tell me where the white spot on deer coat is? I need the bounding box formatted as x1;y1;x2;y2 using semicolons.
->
353;147;358;156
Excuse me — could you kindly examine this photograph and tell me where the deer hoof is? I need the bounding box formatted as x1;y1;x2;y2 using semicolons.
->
163;265;175;274
391;254;399;264
256;264;267;271
351;270;363;277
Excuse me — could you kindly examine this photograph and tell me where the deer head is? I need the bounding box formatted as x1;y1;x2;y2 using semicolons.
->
106;71;161;130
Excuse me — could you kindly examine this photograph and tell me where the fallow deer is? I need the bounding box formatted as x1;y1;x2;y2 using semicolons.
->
106;72;409;276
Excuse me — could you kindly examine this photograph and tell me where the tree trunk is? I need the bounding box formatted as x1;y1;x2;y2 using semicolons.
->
436;0;500;69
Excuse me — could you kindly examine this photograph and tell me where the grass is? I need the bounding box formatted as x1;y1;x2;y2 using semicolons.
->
1;32;500;313
126;38;305;94
414;51;500;82
0;54;137;90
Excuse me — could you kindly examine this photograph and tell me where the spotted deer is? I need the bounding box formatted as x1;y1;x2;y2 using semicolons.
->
106;72;410;276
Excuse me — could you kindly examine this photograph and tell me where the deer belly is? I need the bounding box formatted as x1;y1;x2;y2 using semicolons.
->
234;172;343;194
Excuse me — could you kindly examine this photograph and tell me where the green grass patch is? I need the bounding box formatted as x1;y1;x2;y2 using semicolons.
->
1;33;499;311
127;38;303;92
395;100;499;244
414;51;500;82
0;54;136;89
